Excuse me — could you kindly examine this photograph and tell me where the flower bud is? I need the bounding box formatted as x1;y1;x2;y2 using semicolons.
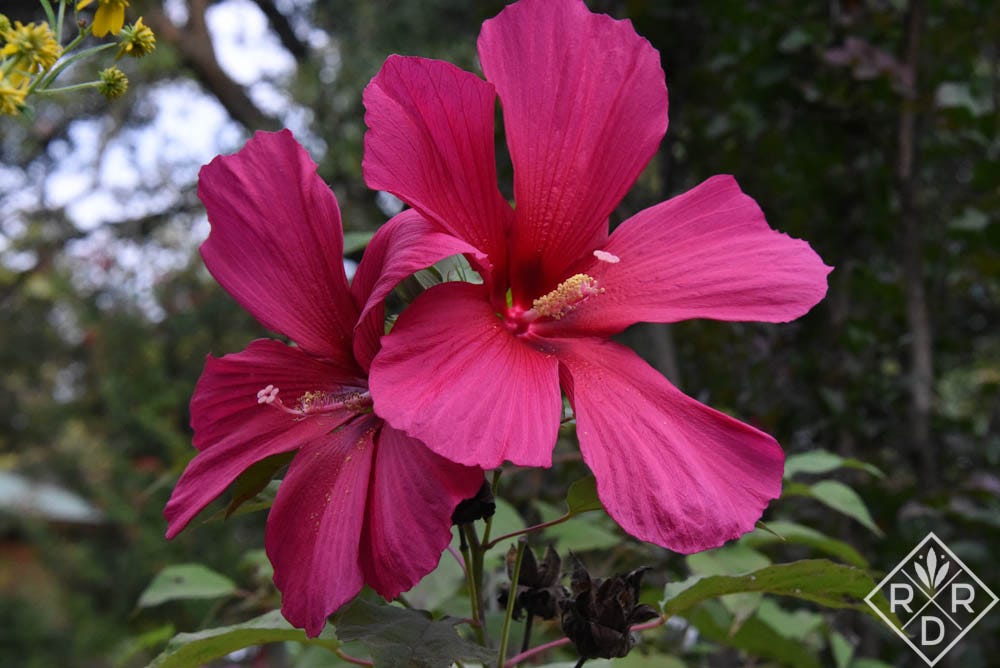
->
116;17;155;59
451;480;495;525
559;565;659;660
97;66;128;99
498;544;567;620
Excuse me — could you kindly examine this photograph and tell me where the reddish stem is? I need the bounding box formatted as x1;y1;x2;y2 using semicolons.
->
335;648;373;666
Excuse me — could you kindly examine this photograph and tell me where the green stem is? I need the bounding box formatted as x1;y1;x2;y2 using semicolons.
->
496;537;527;668
459;525;486;646
467;523;490;646
32;37;109;93
56;0;66;39
573;659;587;668
34;81;101;94
480;469;502;546
39;0;57;30
484;513;574;550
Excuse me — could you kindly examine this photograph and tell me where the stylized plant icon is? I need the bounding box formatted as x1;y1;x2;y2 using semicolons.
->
915;547;950;592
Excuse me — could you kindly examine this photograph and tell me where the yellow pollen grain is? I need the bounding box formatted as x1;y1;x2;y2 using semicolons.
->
532;273;602;320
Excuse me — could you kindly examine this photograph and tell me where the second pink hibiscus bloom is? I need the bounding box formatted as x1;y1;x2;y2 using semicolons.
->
164;130;484;637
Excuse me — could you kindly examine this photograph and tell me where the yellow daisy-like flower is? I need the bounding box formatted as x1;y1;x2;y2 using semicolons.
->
0;78;28;116
0;21;62;79
77;0;130;38
116;17;156;59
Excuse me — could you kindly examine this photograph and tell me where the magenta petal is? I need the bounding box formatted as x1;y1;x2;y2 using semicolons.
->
556;337;784;553
370;282;561;469
549;175;832;336
478;0;668;296
164;340;362;539
198;130;359;362
351;209;487;372
360;425;483;600
363;55;513;268
266;416;377;637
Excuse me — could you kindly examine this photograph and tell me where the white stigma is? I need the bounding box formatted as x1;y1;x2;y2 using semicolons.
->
257;384;280;405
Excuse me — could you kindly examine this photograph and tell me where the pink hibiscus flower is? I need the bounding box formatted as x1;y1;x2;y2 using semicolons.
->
362;0;832;553
163;130;484;637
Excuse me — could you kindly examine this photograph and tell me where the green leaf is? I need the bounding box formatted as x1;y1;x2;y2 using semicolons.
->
205;480;280;523
113;624;176;666
535;500;619;553
786;480;883;536
778;27;813;53
829;630;855;668
147;610;338;668
535;656;686;668
343;231;376;255
742;520;869;567
225;452;294;518
545;515;620;553
404;533;466;615
137;564;237;608
784;450;884;479
490;497;526;541
661;559;898;624
688;544;772;576
687;545;772;623
687;601;822;668
755;599;824;641
333;598;495;667
565;475;602;514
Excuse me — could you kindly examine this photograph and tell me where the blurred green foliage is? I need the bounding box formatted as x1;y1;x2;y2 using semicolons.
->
0;0;997;666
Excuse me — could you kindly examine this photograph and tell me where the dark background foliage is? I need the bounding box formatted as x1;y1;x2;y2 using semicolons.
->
0;0;996;665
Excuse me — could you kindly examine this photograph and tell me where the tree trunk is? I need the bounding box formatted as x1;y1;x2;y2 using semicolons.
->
897;0;935;487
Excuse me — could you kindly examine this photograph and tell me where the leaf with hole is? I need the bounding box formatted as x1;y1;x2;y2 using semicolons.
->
137;564;237;608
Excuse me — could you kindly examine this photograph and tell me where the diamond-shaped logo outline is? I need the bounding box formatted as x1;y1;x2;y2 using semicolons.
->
864;532;998;666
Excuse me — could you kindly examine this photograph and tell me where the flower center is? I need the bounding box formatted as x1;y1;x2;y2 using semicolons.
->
256;385;372;417
505;273;603;335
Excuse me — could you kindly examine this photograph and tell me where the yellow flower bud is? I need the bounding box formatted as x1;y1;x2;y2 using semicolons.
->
116;17;155;59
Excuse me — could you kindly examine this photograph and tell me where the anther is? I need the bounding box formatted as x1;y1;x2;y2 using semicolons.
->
530;273;603;320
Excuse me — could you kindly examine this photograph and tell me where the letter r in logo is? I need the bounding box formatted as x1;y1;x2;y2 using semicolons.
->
952;583;975;613
890;583;914;612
